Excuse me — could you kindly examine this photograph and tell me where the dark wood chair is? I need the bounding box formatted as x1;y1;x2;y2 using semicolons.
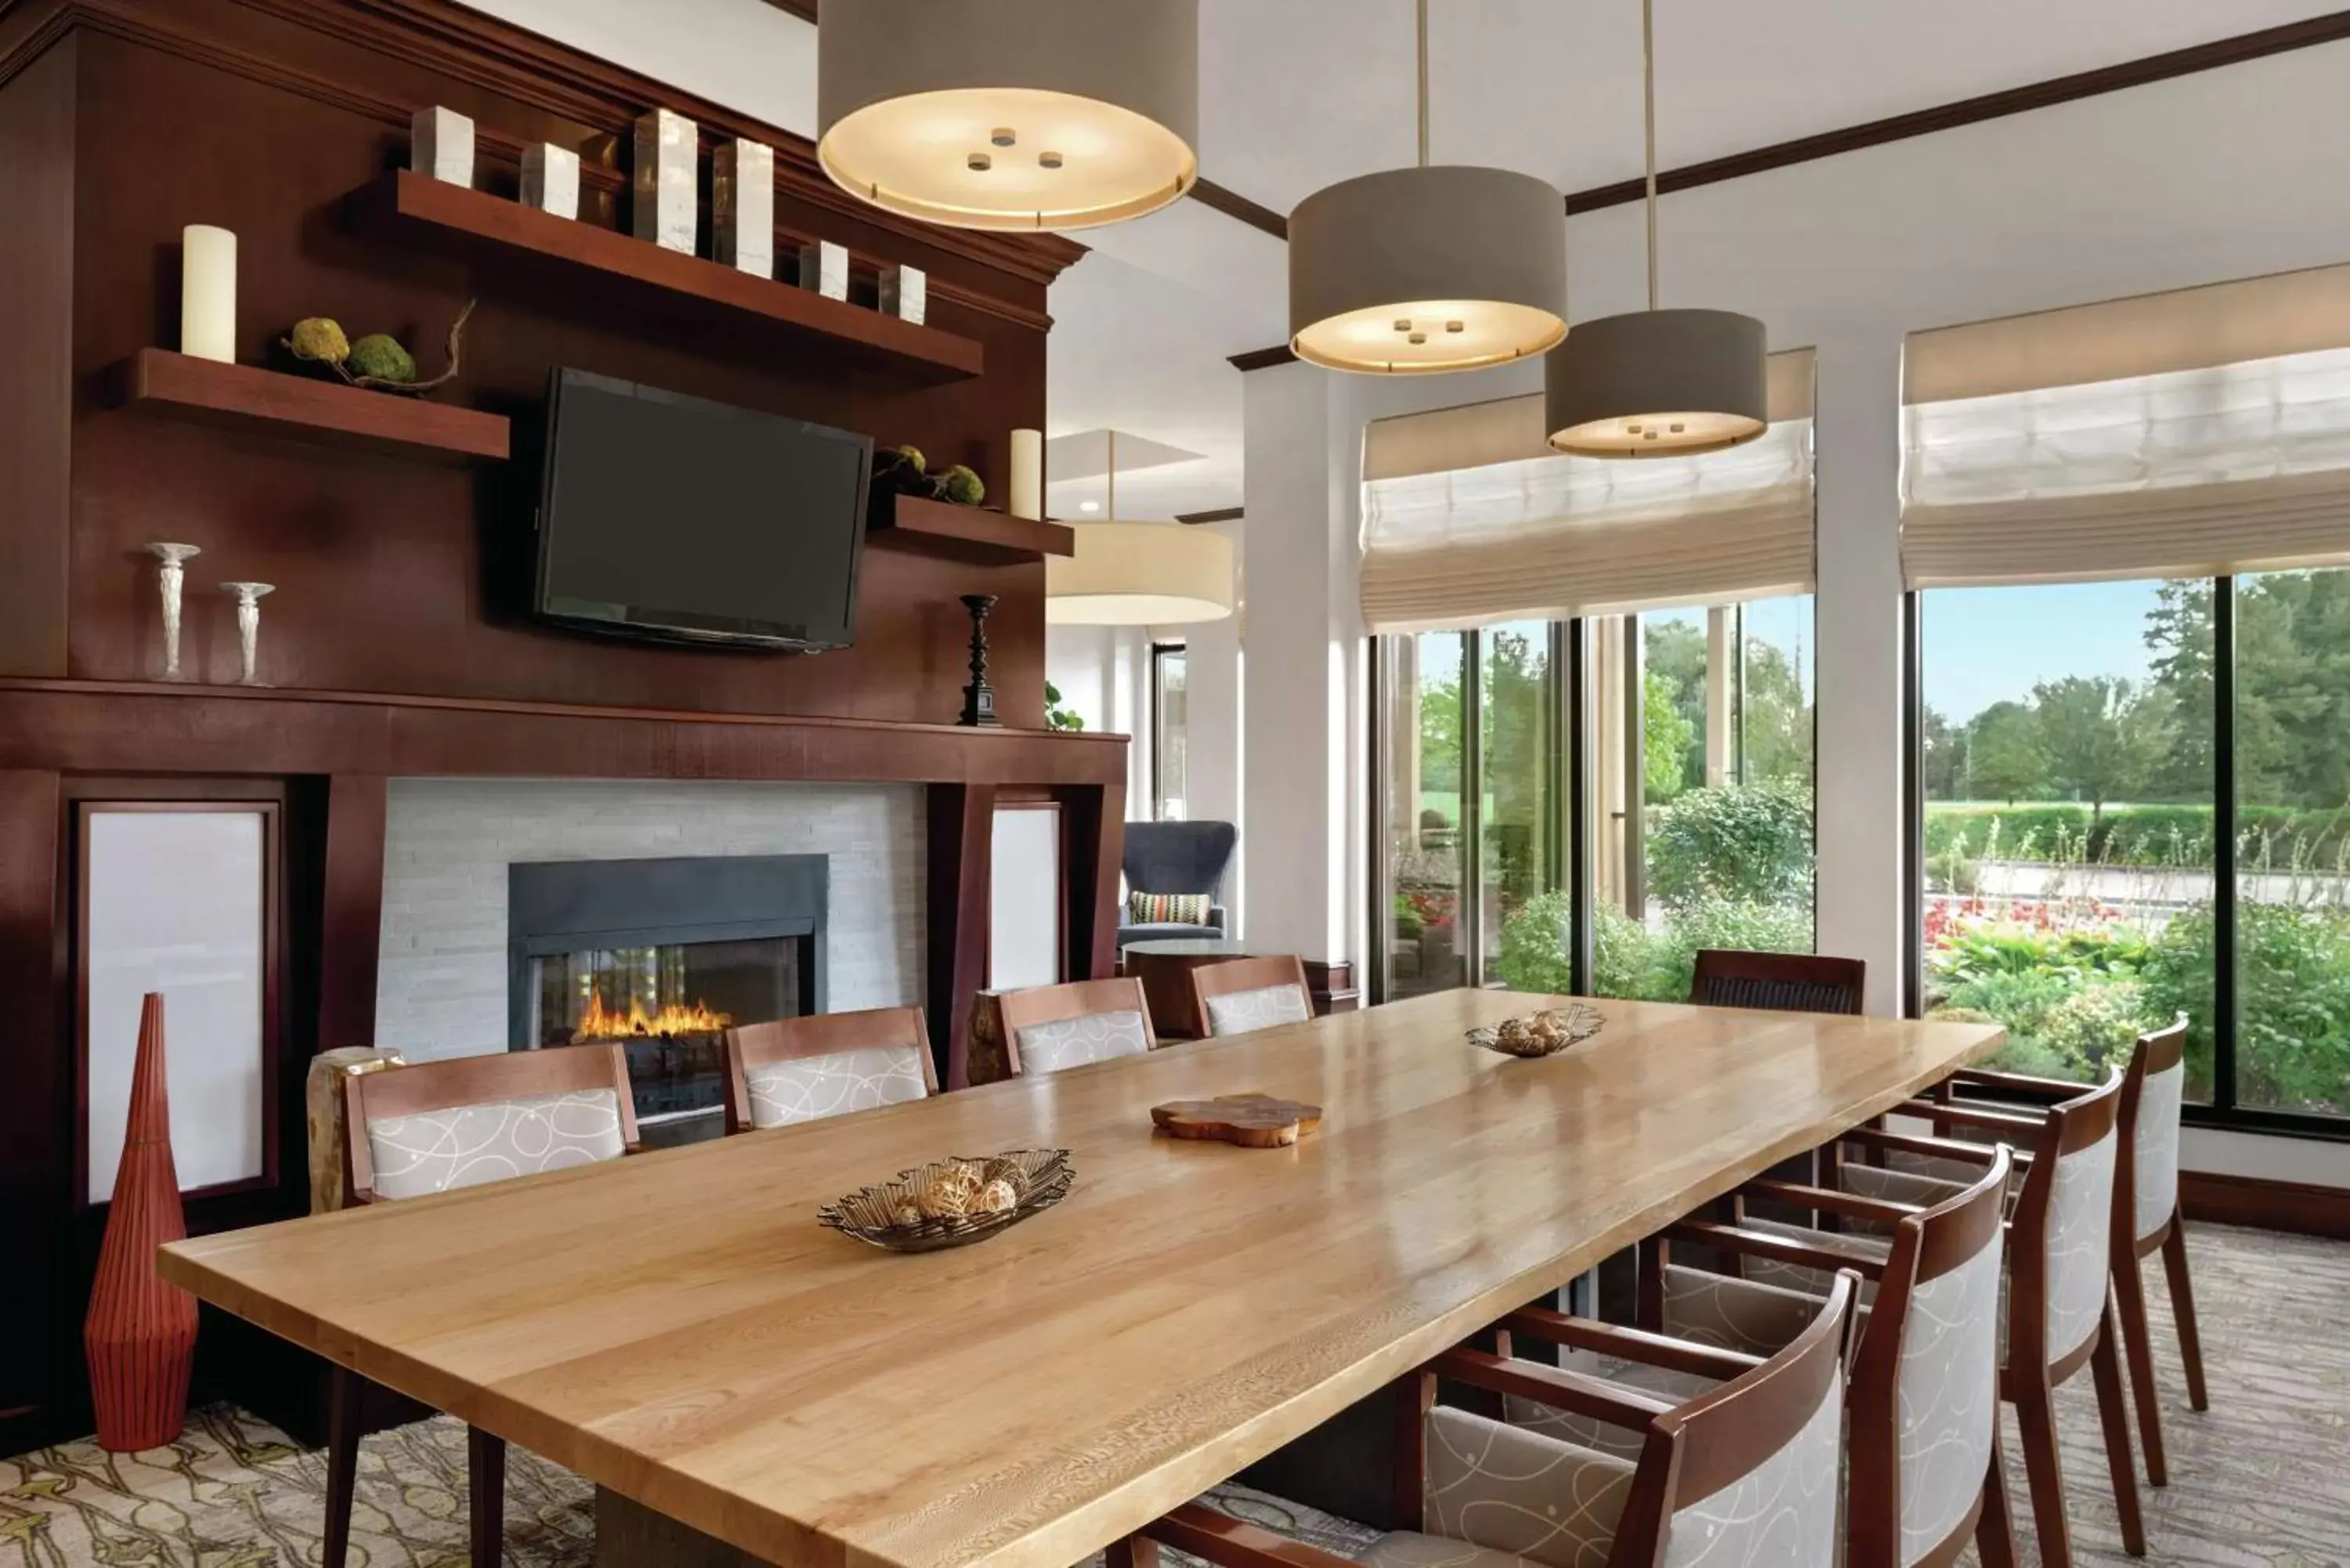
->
1640;1148;2020;1568
333;1045;638;1568
1688;948;1866;1014
1911;1019;2204;1487
1188;955;1314;1038
996;976;1159;1075
721;1006;936;1133
1113;1274;1860;1568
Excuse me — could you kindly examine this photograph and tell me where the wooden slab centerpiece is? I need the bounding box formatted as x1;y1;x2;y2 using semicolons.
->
1151;1093;1323;1148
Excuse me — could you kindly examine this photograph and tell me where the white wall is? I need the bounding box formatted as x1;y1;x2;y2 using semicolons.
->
1045;624;1155;823
1249;40;2350;1183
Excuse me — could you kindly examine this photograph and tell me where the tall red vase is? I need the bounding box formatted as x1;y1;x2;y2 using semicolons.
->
85;992;199;1451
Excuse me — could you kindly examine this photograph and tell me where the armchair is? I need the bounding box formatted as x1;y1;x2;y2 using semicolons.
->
1119;820;1238;949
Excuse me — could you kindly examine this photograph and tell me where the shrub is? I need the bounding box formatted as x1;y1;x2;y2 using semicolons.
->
1647;783;1814;915
2038;980;2156;1077
1495;890;1572;995
1496;894;1813;1005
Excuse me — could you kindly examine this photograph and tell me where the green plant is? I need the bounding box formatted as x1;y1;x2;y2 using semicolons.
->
1646;782;1813;915
2038;980;2155;1076
345;332;416;383
937;464;985;505
1392;890;1423;941
1495;890;1573;995
1043;681;1084;732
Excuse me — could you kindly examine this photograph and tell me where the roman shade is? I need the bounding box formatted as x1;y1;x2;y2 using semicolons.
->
1902;262;2350;589
1360;350;1814;633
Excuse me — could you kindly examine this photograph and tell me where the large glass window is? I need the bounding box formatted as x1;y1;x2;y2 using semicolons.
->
1379;632;1472;999
1918;580;2218;1092
1151;642;1187;822
1479;623;1553;985
1585;598;1817;1002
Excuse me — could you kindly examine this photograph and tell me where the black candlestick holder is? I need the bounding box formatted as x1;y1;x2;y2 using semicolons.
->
959;594;1000;728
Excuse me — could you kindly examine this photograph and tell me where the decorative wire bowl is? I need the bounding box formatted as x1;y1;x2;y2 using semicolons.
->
1466;1003;1606;1059
818;1148;1074;1253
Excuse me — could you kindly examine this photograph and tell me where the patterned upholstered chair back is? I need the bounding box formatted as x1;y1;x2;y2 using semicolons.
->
2119;1019;2189;1247
722;1007;937;1133
999;977;1159;1076
2011;1068;2125;1375
1189;956;1314;1038
1847;1145;2014;1568
1633;1269;1856;1567
345;1044;638;1203
1688;949;1865;1016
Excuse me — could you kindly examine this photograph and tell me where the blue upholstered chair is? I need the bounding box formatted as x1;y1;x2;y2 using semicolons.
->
1116;821;1238;950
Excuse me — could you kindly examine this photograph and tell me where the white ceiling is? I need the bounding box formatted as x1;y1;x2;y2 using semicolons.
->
468;0;2349;521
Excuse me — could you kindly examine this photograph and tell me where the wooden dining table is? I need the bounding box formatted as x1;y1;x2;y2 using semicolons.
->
161;988;2001;1568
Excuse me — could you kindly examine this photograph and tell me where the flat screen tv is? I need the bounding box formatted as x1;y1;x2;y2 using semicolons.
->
533;367;873;651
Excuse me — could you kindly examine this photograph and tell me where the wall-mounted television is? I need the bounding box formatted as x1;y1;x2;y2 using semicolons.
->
533;368;873;652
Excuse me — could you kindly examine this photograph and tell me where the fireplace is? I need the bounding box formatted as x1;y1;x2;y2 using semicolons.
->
508;855;826;1146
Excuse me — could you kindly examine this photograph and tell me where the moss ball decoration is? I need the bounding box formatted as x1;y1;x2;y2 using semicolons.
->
937;464;985;506
288;318;350;365
345;333;417;384
893;444;927;475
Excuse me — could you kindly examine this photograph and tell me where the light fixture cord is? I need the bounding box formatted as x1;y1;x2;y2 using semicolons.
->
1416;0;1430;168
1643;0;1658;311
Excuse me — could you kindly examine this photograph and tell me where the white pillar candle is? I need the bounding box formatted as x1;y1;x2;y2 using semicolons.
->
1010;428;1043;521
180;225;237;363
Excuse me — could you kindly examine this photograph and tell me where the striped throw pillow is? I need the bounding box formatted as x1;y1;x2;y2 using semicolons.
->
1128;891;1213;926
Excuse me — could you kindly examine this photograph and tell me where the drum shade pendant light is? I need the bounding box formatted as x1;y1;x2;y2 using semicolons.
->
1546;0;1766;457
1288;0;1567;375
817;0;1199;232
1048;435;1235;625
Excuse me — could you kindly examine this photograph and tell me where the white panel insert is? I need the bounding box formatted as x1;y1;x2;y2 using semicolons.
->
989;806;1062;992
85;807;268;1203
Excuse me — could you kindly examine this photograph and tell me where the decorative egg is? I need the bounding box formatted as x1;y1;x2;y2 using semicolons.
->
976;1179;1018;1214
919;1166;982;1219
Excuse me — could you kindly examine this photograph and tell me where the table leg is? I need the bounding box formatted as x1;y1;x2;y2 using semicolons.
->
596;1488;757;1567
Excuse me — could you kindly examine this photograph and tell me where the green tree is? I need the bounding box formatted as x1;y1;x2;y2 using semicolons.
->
1643;669;1695;803
1480;627;1550;906
1965;700;2047;804
1644;617;1708;792
1919;705;1963;800
2142;580;2214;800
2030;675;2172;823
1741;634;1812;785
1416;670;1461;797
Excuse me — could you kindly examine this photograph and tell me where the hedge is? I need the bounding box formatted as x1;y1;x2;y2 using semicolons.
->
1923;801;2350;868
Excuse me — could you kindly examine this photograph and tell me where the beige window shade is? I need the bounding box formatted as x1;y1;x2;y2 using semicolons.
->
1360;350;1815;633
1903;263;2350;589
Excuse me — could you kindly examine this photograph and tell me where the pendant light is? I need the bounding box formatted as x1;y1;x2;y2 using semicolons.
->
1545;0;1766;457
1288;0;1567;375
817;0;1199;233
1047;435;1235;625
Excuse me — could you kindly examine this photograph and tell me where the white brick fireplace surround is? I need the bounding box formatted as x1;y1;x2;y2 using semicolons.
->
373;779;926;1062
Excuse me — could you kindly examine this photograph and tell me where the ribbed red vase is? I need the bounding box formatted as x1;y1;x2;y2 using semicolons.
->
85;992;199;1451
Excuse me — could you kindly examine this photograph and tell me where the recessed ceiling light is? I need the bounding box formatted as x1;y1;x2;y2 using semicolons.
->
1079;500;1101;513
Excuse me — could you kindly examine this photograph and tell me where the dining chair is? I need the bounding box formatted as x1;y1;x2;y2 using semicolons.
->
1635;1147;2020;1568
721;1006;937;1132
1906;1019;2204;1488
1114;1271;1857;1568
1688;948;1866;1014
996;976;1159;1075
1690;1071;2142;1568
1188;955;1314;1037
333;1044;638;1568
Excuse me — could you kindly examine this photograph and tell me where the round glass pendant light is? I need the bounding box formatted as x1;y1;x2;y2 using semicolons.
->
1047;435;1235;625
1546;0;1766;457
1288;2;1566;374
818;0;1199;233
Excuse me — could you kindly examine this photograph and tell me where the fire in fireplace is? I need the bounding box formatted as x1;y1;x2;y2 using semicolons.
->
509;856;827;1147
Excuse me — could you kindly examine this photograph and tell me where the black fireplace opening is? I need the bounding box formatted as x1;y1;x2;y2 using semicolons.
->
508;855;826;1147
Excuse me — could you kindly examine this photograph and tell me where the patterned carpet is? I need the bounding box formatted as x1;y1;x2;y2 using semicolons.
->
2;1223;2342;1566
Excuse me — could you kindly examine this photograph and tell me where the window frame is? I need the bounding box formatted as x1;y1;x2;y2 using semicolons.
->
1148;641;1186;822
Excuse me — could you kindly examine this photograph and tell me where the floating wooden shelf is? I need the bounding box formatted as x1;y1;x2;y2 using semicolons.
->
107;349;512;463
869;493;1076;563
367;171;985;381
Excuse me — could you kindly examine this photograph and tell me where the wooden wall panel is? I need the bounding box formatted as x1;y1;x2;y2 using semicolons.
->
317;774;386;1053
0;771;65;1451
0;37;74;677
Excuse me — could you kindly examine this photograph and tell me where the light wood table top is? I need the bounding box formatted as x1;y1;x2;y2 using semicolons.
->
161;990;1999;1568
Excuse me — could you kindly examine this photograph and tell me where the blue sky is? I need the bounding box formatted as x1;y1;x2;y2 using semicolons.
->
1920;580;2161;724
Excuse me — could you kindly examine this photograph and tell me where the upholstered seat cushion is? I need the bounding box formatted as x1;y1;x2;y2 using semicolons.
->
365;1087;627;1200
744;1045;927;1129
1363;1534;1555;1568
1117;918;1228;946
1412;1405;1634;1568
1203;983;1314;1036
1014;1009;1152;1074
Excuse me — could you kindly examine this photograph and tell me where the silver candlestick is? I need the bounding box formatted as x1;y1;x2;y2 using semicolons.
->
146;543;201;679
219;581;274;686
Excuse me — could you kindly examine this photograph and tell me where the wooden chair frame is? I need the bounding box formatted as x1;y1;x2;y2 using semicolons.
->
342;1043;640;1204
1688;949;1866;1015
1914;1021;2204;1488
721;1006;938;1134
996;977;1159;1076
1646;1149;2021;1568
330;1042;638;1568
1187;956;1314;1038
1114;1276;1858;1568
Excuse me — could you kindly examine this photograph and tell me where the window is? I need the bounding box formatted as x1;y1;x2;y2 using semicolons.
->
1585;598;1817;1002
1378;632;1474;999
1478;623;1555;985
1150;642;1187;822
